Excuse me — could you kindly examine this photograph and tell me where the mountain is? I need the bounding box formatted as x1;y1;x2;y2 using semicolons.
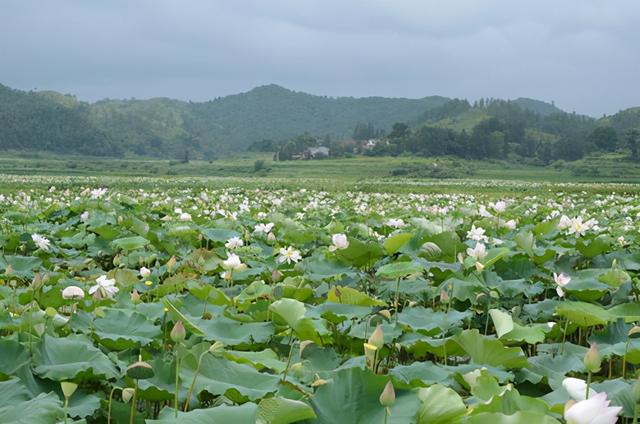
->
0;82;635;160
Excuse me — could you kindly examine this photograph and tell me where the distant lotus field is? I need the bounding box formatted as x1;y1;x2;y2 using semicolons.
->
2;180;640;423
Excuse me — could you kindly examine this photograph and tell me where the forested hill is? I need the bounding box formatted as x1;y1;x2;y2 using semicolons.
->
1;81;639;160
0;83;449;158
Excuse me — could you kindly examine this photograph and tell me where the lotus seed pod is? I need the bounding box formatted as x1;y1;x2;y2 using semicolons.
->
60;381;78;399
126;360;154;380
122;387;135;403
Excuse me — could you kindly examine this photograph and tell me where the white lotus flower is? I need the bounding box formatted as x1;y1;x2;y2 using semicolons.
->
255;222;275;234
554;272;571;297
90;188;107;199
225;236;244;249
179;212;192;221
277;246;302;264
466;242;487;261
385;218;405;229
89;275;119;299
558;215;573;230
564;392;621;424
222;252;245;271
80;211;90;222
491;201;507;213
62;285;85;300
329;233;349;251
563;377;598;402
466;225;488;242
31;233;51;251
139;267;151;278
503;219;517;230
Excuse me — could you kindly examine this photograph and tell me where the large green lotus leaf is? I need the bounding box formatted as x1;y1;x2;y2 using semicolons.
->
92;308;161;350
416;384;466;424
67;391;101;419
112;235;149;251
383;232;413;254
465;411;560;424
201;228;242;243
453;330;528;368
309;303;372;323
0;378;30;407
257;396;316;424
397;307;471;335
441;277;484;302
0;255;42;277
608;302;640;322
327;285;386;306
148;403;258;423
526;344;587;387
472;386;549;416
576;236;612;258
489;309;514;338
398;333;465;358
390;361;452;386
197;315;274;345
502;323;546;345
480;247;510;268
349;320;403;344
180;355;280;402
309;367;420;424
299;257;355;281
555;301;611;327
136;356;175;401
426;231;465;259
224;349;286;373
336;238;384;268
0;339;30;377
33;334;119;381
163;298;205;336
0;392;64;423
268;298;328;343
376;261;423;279
598;268;631;288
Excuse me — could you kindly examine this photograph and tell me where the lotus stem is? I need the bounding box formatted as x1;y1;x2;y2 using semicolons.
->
184;351;208;412
129;382;137;424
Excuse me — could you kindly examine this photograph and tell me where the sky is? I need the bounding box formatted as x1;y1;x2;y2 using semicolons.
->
1;0;639;116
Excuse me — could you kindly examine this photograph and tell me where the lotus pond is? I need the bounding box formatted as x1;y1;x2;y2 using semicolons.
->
1;177;640;423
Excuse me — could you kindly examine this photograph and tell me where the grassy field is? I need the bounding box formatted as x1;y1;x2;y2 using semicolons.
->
2;152;640;193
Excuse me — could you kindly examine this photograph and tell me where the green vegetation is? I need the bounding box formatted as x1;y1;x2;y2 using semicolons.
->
0;178;638;422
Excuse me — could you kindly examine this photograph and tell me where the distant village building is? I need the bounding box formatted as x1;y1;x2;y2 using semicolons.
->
363;139;379;150
300;146;330;159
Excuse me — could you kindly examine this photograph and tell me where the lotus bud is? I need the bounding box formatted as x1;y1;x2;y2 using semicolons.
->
475;261;485;272
368;324;384;350
440;288;450;302
130;289;140;303
311;377;329;387
60;381;78;399
299;340;314;358
290;362;304;379
364;342;378;369
31;273;43;290
271;269;283;282
170;320;186;343
584;343;601;373
126;360;154;380
33;323;45;336
167;256;177;273
378;309;391;321
267;232;276;242
208;341;225;356
5;264;13;275
122;387;135;403
379;381;396;407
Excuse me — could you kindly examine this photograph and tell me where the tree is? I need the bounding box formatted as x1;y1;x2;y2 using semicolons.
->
587;126;618;152
388;123;410;139
626;129;640;160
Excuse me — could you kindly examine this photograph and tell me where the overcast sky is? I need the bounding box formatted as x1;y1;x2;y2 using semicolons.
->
1;1;639;116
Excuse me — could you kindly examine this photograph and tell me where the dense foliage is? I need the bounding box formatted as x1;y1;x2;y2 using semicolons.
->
0;177;639;423
2;82;640;164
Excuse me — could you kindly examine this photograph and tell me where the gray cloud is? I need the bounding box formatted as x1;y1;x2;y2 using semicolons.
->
1;0;639;115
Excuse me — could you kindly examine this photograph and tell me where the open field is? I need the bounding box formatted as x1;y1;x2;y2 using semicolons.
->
2;152;640;184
